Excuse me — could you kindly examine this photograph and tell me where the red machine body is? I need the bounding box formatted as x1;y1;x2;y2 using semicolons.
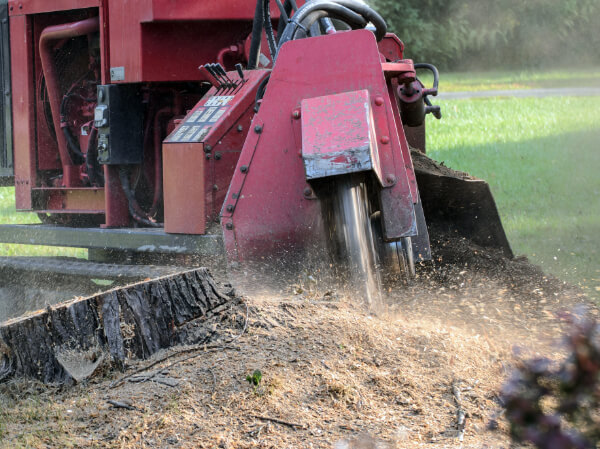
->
163;69;269;234
7;0;279;228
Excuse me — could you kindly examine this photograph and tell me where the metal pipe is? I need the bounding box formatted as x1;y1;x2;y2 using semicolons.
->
39;17;99;186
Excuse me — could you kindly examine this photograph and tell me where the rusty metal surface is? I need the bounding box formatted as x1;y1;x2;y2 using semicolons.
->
301;90;379;182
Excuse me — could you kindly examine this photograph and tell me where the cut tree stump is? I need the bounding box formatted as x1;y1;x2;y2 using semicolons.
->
0;268;231;384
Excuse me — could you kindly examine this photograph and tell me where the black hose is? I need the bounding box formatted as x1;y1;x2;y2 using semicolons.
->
274;0;289;25
118;166;162;228
60;94;86;162
277;0;387;56
276;0;294;39
340;0;387;41
320;17;335;34
297;7;366;38
62;127;85;159
85;128;104;186
254;74;271;111
247;0;265;70
263;0;278;61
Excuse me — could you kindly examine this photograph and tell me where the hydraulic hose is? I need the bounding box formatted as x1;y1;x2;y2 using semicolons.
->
276;0;295;39
247;0;265;69
39;16;99;186
277;0;387;57
118;167;162;228
262;0;278;61
294;7;366;39
85;127;104;187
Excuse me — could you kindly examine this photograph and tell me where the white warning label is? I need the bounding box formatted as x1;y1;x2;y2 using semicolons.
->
167;96;233;143
205;95;234;107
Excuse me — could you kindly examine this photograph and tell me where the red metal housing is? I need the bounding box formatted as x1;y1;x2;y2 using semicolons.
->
221;30;419;262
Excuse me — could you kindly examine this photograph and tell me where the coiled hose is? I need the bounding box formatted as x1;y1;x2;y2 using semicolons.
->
276;0;387;59
250;0;387;66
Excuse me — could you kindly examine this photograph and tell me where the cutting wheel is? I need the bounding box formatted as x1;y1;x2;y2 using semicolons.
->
371;212;416;286
325;174;382;304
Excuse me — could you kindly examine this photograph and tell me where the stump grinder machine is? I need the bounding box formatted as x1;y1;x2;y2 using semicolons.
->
0;0;512;315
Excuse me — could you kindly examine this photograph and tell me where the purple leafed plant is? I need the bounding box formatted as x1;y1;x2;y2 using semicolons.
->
500;310;599;449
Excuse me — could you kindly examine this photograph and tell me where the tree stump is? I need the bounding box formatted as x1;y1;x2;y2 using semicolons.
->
0;268;231;384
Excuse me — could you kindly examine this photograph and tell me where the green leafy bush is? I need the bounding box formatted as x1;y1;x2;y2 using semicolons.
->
371;0;600;70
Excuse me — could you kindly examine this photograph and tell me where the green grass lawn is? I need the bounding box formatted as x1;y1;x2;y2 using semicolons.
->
0;188;85;258
427;96;600;299
418;67;600;92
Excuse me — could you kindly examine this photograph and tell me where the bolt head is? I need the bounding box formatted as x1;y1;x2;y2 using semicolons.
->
226;204;234;212
254;125;263;134
225;223;233;230
386;174;396;184
303;187;313;197
204;144;212;153
374;96;384;106
240;165;249;173
237;125;243;132
292;109;301;119
380;135;390;144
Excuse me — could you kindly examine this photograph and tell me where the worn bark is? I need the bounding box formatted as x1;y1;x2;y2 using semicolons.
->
0;268;230;384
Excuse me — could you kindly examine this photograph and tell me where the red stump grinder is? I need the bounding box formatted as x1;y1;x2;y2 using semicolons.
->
0;0;511;314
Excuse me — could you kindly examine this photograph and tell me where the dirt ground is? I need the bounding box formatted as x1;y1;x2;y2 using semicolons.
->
0;234;596;449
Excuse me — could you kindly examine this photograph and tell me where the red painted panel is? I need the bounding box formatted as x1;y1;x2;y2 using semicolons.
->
10;15;35;210
150;0;286;21
377;33;404;62
301;90;381;182
107;0;147;82
8;0;100;16
140;22;252;82
108;0;283;83
163;142;206;235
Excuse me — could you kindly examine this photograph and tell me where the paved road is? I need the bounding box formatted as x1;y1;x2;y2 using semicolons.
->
438;87;600;100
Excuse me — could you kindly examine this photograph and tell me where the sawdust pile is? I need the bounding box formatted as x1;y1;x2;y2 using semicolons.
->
0;296;512;448
1;284;594;447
